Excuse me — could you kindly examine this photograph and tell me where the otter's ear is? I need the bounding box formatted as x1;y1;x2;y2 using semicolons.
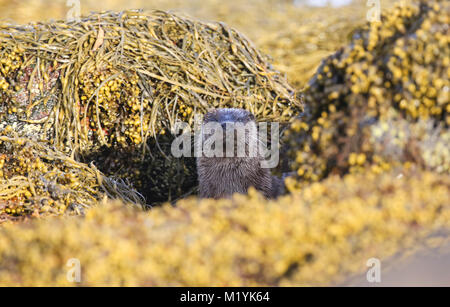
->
248;112;256;122
204;108;217;117
203;108;216;122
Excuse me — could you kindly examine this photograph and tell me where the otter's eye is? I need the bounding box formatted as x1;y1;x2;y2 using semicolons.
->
243;113;255;122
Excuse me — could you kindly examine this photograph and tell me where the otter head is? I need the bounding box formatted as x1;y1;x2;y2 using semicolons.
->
199;108;258;160
197;108;282;199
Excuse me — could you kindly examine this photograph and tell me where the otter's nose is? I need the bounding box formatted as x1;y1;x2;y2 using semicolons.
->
220;121;234;130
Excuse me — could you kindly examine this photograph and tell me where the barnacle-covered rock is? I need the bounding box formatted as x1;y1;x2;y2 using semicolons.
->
286;0;449;187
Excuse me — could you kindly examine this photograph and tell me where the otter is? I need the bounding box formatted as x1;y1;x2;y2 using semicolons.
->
196;108;284;199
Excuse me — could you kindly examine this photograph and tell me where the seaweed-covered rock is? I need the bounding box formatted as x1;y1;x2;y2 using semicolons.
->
0;0;386;88
286;0;449;187
0;130;144;223
0;10;302;202
0;170;448;285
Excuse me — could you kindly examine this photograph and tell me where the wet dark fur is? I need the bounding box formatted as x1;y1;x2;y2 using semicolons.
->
197;108;284;199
